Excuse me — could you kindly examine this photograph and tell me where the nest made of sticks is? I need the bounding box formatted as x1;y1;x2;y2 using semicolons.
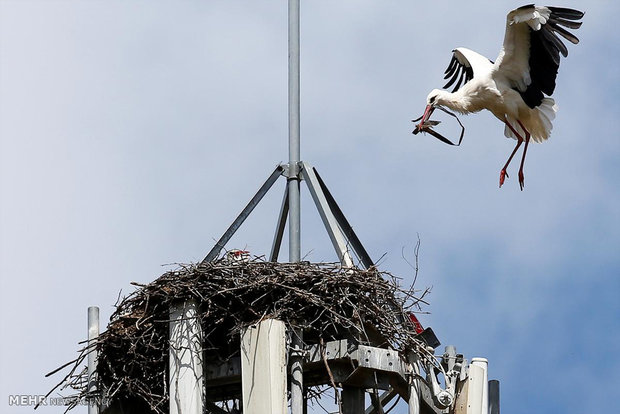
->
43;258;431;413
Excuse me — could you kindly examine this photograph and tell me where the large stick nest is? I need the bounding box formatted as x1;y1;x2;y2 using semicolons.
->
43;258;430;413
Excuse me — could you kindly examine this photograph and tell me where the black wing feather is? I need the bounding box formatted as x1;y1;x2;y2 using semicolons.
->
441;51;474;93
547;7;585;20
540;26;565;61
547;20;580;45
443;66;460;89
550;16;582;30
516;7;583;108
453;70;466;91
444;56;458;75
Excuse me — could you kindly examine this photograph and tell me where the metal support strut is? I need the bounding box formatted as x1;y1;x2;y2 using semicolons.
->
201;165;284;265
204;164;372;270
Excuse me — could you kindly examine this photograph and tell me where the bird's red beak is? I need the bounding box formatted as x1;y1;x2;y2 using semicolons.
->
420;104;435;125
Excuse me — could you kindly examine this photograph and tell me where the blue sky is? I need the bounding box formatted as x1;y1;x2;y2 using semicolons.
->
1;1;618;413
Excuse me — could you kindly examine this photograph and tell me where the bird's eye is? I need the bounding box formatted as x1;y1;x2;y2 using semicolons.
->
430;96;436;103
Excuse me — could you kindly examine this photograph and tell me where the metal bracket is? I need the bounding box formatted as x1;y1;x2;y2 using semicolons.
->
414;346;474;411
306;340;407;376
280;162;303;180
441;345;465;400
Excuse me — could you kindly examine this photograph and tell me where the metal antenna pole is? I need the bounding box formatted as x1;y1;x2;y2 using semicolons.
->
288;2;304;414
288;0;301;263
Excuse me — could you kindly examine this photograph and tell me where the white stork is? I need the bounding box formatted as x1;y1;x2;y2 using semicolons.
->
417;5;584;189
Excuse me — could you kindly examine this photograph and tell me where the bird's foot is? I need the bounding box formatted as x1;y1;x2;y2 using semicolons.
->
499;169;509;188
518;170;525;191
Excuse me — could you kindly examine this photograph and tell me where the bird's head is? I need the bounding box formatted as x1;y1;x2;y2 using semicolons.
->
419;89;444;125
426;89;444;107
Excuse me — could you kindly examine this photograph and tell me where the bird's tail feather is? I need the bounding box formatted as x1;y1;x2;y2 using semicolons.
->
504;98;558;142
536;98;558;141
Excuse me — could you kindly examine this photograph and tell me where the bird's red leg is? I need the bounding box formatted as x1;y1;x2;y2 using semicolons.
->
499;120;526;188
499;140;522;187
516;120;531;191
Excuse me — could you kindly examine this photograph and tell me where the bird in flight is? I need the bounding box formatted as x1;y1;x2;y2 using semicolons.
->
415;5;584;190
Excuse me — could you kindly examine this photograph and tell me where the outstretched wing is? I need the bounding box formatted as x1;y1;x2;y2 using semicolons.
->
494;5;584;108
443;47;493;93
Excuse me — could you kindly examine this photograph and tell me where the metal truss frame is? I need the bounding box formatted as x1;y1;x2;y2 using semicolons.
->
201;162;373;270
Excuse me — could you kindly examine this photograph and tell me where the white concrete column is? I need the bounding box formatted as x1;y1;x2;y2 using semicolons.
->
87;306;99;414
408;352;421;414
471;358;488;414
466;357;491;414
169;300;204;414
241;319;287;414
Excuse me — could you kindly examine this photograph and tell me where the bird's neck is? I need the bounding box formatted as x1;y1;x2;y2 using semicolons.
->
437;90;472;114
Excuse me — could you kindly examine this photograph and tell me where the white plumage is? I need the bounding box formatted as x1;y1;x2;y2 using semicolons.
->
417;5;584;189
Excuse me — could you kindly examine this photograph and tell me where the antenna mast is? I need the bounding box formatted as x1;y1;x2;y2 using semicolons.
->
288;0;301;263
287;4;304;414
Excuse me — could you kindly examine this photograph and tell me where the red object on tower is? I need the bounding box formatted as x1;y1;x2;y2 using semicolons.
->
408;312;425;334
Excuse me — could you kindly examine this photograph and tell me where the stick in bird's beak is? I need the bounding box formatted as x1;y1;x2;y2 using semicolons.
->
411;105;465;146
412;104;436;133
